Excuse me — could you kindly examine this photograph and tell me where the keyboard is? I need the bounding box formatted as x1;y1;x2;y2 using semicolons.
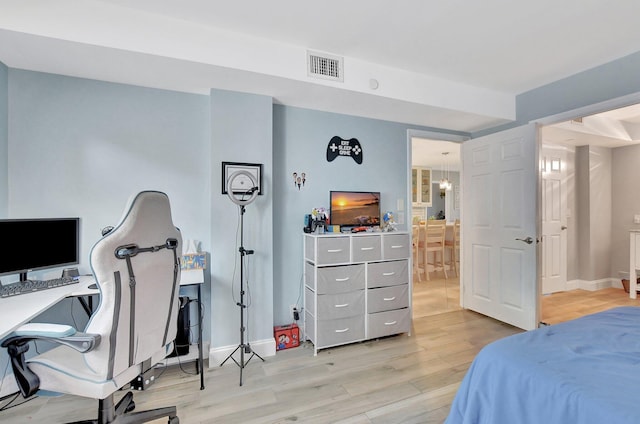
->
0;277;79;298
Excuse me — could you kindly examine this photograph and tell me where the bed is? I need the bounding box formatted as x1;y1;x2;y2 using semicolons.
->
445;306;640;424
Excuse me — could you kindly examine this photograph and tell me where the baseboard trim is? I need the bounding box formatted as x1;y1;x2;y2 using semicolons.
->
208;337;276;368
565;278;620;291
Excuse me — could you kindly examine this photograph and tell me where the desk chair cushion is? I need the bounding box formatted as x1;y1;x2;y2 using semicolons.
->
27;344;171;399
11;191;182;400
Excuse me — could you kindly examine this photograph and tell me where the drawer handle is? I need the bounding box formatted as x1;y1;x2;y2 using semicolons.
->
391;245;404;249
384;321;398;326
335;277;350;282
382;272;395;276
360;247;374;251
334;303;349;308
327;249;343;253
335;328;349;333
383;296;396;301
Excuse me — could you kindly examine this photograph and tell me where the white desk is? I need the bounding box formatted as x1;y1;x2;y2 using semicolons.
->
0;271;205;389
0;275;97;339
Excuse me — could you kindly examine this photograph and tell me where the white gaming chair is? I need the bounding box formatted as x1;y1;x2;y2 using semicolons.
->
2;191;182;423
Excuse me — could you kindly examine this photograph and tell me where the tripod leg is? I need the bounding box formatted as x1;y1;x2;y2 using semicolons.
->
220;344;241;367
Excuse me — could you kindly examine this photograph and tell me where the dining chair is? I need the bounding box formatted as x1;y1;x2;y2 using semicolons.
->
412;225;424;282
445;219;461;277
424;219;448;281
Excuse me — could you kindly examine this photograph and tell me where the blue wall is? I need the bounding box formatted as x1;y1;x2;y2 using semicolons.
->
516;51;640;124
272;105;436;324
5;69;212;346
474;50;640;137
210;89;274;354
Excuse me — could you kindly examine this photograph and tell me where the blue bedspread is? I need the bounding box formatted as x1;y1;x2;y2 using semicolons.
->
445;306;640;424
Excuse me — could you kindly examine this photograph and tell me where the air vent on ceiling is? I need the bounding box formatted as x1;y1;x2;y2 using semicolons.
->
571;117;584;125
307;51;343;82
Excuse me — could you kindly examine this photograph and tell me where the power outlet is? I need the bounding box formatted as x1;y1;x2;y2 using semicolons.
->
290;304;299;321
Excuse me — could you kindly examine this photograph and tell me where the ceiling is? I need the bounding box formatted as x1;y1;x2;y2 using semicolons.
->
1;1;640;133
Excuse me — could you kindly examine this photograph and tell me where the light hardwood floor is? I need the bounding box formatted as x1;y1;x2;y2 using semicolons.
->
1;283;638;423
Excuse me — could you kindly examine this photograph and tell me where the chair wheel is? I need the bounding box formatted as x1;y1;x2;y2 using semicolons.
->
169;417;179;424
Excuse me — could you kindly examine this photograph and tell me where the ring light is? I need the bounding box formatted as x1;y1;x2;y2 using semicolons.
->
226;170;259;206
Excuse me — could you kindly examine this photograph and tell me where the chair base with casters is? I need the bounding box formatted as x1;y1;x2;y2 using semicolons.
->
68;391;178;424
2;324;180;424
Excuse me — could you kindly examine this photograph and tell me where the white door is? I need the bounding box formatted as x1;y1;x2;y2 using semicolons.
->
541;146;568;294
461;124;539;330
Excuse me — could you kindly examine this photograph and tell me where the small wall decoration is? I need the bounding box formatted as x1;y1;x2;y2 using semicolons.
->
292;171;307;190
222;161;263;195
326;136;363;164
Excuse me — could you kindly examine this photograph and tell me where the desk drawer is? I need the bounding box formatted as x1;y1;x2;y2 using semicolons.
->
317;290;364;319
368;285;408;313
367;260;408;288
316;264;365;294
352;235;382;262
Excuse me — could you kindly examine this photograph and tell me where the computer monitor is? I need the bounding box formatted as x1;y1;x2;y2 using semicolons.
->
0;218;80;282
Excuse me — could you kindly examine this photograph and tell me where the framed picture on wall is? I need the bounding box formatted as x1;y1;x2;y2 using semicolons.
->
222;161;263;195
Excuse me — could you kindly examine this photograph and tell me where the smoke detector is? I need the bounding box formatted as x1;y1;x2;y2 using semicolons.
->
307;50;343;82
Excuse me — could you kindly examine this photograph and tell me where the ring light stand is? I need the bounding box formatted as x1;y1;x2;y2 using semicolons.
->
220;170;264;386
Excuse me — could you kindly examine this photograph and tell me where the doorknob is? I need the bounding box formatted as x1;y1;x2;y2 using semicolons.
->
561;226;567;230
515;236;534;245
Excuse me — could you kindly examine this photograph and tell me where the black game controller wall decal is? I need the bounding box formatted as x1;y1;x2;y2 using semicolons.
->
326;136;363;164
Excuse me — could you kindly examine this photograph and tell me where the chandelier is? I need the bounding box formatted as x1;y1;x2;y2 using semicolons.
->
439;152;452;192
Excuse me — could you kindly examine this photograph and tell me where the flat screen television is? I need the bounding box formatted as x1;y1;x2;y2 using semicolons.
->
329;191;381;228
0;218;80;281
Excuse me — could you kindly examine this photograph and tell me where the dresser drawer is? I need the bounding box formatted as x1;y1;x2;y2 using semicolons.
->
383;234;410;260
304;261;316;290
305;287;315;316
352;235;382;262
368;285;409;313
316;237;350;265
367;308;410;339
305;311;316;343
367;260;408;288
316;264;365;294
317;315;365;347
317;290;364;319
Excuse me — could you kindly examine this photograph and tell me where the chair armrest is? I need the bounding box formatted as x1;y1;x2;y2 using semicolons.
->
1;323;101;398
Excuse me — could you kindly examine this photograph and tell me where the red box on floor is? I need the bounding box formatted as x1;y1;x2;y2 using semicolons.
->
274;324;299;351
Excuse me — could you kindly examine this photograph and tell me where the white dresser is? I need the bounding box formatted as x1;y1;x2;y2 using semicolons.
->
303;232;411;355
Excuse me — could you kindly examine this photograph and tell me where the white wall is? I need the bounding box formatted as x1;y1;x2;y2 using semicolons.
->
612;144;640;278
